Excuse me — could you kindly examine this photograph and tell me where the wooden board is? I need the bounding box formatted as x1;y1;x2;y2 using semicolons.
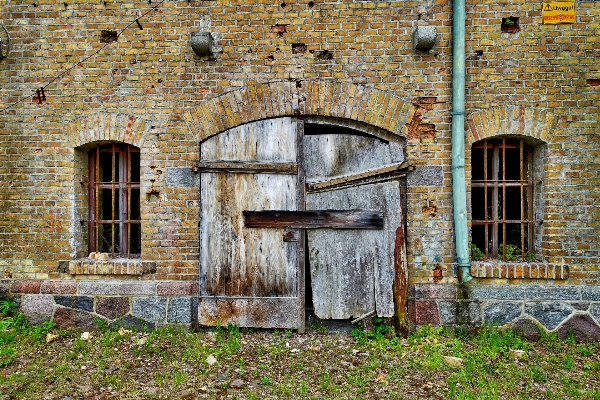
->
197;161;297;174
243;210;384;229
306;181;400;319
306;161;409;192
198;297;301;329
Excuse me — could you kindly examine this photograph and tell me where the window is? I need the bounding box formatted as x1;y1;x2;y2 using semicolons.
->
471;138;536;261
88;143;141;257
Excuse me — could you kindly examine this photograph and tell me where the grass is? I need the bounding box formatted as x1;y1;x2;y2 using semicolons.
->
1;304;599;399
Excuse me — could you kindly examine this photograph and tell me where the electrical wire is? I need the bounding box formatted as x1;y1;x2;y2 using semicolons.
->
0;0;166;114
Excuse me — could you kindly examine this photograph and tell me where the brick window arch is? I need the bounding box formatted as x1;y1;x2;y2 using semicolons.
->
87;143;141;257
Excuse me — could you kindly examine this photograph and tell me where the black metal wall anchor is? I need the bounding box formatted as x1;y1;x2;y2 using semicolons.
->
34;87;46;104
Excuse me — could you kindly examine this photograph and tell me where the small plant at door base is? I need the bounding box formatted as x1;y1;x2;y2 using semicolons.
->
471;244;485;261
351;317;391;343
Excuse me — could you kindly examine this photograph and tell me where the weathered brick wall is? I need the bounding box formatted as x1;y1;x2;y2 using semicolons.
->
464;0;600;285
0;0;598;334
0;0;457;284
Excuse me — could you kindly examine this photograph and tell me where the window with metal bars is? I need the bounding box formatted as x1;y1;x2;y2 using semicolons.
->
471;138;536;261
88;143;141;257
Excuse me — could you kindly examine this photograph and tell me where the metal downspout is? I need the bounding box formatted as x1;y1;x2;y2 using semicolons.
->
452;0;472;282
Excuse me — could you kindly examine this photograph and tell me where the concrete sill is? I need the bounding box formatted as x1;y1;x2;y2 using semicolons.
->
58;259;157;276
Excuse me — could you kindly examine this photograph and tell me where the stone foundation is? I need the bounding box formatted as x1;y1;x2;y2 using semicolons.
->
1;280;198;330
409;283;600;342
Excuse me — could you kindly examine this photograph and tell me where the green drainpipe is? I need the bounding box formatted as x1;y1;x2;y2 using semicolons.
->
452;0;472;282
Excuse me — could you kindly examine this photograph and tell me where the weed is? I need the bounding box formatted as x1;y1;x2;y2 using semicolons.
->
260;376;272;385
298;380;308;396
310;319;328;334
471;243;485;261
498;243;520;261
0;298;14;315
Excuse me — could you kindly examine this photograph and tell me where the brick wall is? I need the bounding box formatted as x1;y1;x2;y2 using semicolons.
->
0;0;598;333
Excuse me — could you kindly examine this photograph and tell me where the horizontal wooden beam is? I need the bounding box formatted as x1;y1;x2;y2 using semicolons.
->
243;210;384;229
306;161;409;192
197;161;298;174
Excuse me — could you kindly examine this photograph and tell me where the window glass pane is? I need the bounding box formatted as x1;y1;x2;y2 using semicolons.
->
472;148;484;180
471;225;486;255
471;187;485;220
504;147;521;180
129;223;141;255
98;223;118;253
130;188;140;220
99;189;114;220
130;152;140;183
99;151;116;182
486;148;494;181
505;187;522;220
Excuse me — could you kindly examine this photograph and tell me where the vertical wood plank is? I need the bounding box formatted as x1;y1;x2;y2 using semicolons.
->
296;118;306;332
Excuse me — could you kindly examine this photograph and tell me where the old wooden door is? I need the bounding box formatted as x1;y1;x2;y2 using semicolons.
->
303;124;407;320
198;118;304;329
199;118;408;330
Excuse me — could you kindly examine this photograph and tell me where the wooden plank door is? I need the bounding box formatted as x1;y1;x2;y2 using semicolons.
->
198;118;304;329
303;128;407;320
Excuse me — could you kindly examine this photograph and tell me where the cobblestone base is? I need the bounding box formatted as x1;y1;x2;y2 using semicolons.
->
409;283;600;342
1;280;198;330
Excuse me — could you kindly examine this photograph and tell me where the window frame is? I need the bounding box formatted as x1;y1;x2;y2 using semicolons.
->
87;143;141;258
471;138;536;261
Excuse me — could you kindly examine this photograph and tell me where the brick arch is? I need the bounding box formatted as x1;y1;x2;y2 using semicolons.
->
65;113;152;148
466;105;559;145
183;81;414;142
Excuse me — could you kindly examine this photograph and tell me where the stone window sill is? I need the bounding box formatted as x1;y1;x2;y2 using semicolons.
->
58;259;157;276
471;261;568;280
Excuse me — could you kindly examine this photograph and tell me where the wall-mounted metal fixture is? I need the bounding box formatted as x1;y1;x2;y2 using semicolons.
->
191;32;213;57
412;25;437;51
0;24;9;59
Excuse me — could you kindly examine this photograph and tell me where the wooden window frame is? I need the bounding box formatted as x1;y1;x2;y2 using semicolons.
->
87;143;141;258
471;138;536;261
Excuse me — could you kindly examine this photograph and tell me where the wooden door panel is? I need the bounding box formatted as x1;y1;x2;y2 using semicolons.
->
306;178;400;319
201;118;296;162
200;172;298;297
303;133;404;181
199;118;302;329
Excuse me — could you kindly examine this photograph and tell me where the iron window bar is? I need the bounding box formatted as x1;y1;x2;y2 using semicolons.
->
471;139;535;261
86;143;141;258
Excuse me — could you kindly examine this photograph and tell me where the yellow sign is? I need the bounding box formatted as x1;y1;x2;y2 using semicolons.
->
542;2;576;24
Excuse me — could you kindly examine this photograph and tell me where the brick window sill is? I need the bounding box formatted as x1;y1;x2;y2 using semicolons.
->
470;261;568;280
58;259;157;276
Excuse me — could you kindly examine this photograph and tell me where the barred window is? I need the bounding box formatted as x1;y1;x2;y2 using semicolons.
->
471;138;536;261
88;143;141;257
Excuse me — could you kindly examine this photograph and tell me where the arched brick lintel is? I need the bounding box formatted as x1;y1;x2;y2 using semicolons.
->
466;105;559;145
66;113;152;149
183;81;414;142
